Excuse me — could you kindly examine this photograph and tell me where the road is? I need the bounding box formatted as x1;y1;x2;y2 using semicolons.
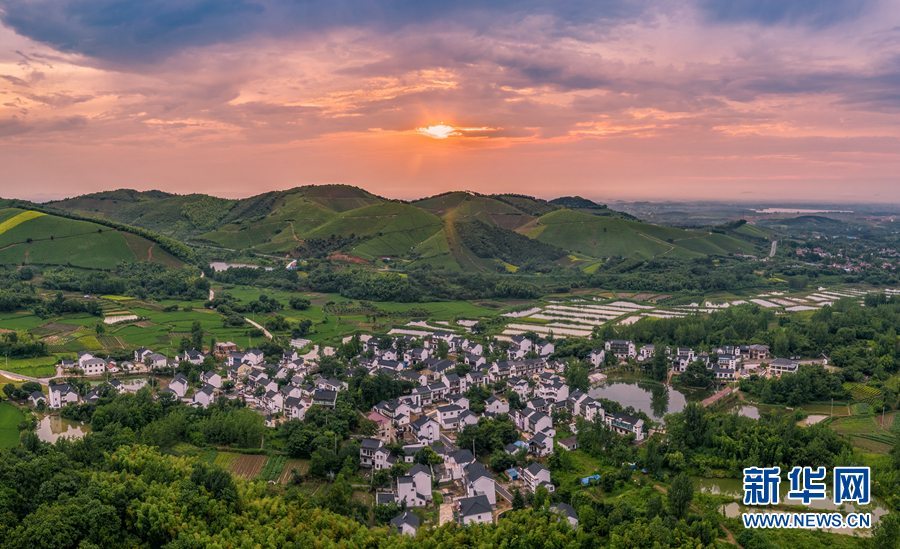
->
0;369;46;384
495;484;513;502
769;240;778;258
245;318;273;339
440;432;458;451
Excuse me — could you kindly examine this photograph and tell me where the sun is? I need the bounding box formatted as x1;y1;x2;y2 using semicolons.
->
417;123;458;139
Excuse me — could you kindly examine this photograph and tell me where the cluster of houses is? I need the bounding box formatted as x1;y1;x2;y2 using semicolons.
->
588;340;787;380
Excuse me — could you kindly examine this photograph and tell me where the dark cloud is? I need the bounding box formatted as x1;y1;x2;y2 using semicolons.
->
0;74;29;87
700;0;870;28
0;0;645;64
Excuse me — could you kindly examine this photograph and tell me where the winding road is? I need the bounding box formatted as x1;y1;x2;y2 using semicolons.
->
245;317;273;339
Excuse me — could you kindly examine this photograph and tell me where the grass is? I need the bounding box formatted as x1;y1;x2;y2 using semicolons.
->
213;452;239;470
0;402;25;448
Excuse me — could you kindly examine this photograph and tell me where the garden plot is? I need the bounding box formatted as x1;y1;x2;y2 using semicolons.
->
730;300;747;305
278;459;308;484
771;299;796;306
388;329;432;337
750;299;779;308
618;316;642;325
807;294;834;301
607;301;654;309
546;304;622;316
231;455;267;479
786;305;820;311
505;323;592;337
406;321;455;331
104;314;139;324
642;311;689;319
502;308;541;318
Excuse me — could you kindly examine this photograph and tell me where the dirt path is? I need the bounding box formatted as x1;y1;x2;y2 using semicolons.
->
245;317;273;339
147;243;154;261
439;502;455;525
289;222;299;241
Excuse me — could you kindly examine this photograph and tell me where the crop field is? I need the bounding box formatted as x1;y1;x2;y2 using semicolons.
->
831;415;897;453
255;455;287;482
0;403;25;448
213;452;239;470
843;383;882;402
231;454;267;479
277;459;308;484
799;403;849;415
77;335;104;350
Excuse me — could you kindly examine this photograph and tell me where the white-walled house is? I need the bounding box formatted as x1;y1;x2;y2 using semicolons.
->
410;416;440;445
458;495;492;525
463;462;496;506
201;371;222;388
194;384;216;408
397;464;432;507
522;463;555;493
169;373;189;398
48;383;79;408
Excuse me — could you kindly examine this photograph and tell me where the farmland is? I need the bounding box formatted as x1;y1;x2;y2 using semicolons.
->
278;459;308;484
0;403;24;448
230;454;267;479
0;208;184;270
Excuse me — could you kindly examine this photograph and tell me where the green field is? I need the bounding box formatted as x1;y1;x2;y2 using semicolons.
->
525;210;756;259
0;208;182;270
0;402;25;448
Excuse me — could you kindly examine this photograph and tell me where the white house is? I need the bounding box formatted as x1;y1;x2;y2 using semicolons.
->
48;383;79;408
397;464;432;507
437;404;463;431
484;396;509;415
28;391;46;406
410;416;440;445
605;340;636;359
169;373;189;398
458;495;492;526
390;511;420;536
200;371;222;388
147;353;168;369
605;412;645;441
522;462;555;493
588;348;606;367
463;461;496;505
194;384;216;408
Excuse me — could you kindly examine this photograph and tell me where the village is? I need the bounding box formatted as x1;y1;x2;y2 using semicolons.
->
24;327;808;530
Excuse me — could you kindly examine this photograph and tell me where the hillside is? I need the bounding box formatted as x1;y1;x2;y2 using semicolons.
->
522;209;757;261
550;196;639;220
39;185;763;269
0;208;183;269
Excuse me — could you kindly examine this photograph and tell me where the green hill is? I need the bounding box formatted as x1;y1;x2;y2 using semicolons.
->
523;209;756;260
412;191;537;230
550;196;639;220
0;208;183;269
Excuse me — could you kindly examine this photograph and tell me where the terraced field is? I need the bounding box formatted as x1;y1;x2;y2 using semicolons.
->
0;208;181;270
231;454;267;479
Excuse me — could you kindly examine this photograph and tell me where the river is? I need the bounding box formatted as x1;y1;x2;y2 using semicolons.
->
35;414;90;443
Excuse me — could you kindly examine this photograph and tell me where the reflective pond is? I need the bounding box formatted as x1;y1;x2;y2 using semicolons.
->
35;414;91;443
588;380;711;422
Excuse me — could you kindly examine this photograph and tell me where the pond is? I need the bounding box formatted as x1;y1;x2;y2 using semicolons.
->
210;262;274;272
588;380;709;422
35;414;91;443
693;476;889;535
797;414;827;427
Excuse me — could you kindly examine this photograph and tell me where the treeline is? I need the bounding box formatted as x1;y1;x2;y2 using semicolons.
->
454;219;566;273
42;262;210;301
4;200;196;262
739;365;856;406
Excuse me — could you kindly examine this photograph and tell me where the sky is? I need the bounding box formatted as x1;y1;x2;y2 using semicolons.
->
1;0;899;203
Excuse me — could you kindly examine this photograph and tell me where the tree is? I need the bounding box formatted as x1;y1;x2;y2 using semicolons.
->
872;510;900;549
359;418;379;437
512;487;525;510
651;342;668;381
436;340;450;359
414;446;443;466
565;360;590;392
533;485;549;509
2;383;14;399
290;296;311;310
253;386;266;398
668;473;694;519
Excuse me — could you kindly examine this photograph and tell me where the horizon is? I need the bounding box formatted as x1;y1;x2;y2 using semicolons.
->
1;1;899;201
5;184;900;209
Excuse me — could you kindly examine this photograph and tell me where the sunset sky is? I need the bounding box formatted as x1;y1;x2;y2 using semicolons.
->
1;0;899;203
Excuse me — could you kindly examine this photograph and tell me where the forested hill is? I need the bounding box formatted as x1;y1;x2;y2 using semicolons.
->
30;185;763;271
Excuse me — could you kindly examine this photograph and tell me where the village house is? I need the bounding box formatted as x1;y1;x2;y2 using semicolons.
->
193;384;216;408
457;495;493;525
522;463;555;493
463;462;496;505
